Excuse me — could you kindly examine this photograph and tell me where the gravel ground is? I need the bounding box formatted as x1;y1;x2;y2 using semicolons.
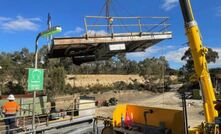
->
94;85;204;127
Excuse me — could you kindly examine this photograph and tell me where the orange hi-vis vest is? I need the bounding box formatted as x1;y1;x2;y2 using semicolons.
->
2;101;20;115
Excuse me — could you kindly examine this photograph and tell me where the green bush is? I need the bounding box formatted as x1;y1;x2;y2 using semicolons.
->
113;81;128;90
192;89;201;100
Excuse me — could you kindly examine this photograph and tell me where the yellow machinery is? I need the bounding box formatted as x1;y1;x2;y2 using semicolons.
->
179;0;218;123
112;104;184;134
101;104;185;134
179;0;219;133
102;0;220;134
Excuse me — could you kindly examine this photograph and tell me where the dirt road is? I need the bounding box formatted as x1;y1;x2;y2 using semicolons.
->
94;85;204;127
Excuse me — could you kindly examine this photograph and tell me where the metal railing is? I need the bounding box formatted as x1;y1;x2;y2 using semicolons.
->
0;98;96;134
84;16;170;38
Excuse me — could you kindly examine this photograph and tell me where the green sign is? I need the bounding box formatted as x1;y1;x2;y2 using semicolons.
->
28;68;44;91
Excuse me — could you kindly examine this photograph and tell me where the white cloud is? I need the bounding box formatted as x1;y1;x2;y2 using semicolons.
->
0;16;11;22
87;30;108;36
145;46;163;56
216;7;221;16
126;44;221;69
127;45;221;69
64;27;108;37
0;15;41;32
28;17;42;22
164;46;188;64
164;47;221;68
127;52;145;59
127;45;175;59
161;0;178;11
64;26;84;36
127;46;160;59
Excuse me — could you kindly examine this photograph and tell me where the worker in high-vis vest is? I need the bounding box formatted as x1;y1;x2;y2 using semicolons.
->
2;94;20;134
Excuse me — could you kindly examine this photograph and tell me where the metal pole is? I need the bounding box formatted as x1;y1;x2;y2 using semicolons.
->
182;93;188;134
32;40;38;134
20;98;23;116
32;91;36;134
47;13;52;51
84;17;88;39
35;41;38;69
31;25;60;133
138;17;142;34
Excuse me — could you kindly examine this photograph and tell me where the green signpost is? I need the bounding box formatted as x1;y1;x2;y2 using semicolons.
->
28;68;44;91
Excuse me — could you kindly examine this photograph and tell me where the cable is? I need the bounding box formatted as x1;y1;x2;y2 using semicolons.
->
92;1;107;26
112;0;145;34
110;2;136;42
161;43;165;108
112;1;133;33
113;0;134;17
111;5;130;33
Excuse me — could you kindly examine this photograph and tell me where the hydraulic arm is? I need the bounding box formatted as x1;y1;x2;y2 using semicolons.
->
179;0;218;123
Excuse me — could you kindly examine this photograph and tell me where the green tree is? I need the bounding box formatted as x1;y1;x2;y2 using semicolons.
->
180;48;219;80
127;61;139;74
45;66;66;100
12;48;33;88
59;57;74;73
139;56;168;83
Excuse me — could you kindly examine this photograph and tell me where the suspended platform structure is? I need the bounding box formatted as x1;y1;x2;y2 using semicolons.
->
48;16;172;64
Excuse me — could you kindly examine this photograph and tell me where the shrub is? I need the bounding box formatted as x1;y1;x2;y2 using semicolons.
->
113;81;127;90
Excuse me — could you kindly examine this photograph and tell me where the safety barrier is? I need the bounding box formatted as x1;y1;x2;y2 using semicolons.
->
84;16;170;38
0;97;96;134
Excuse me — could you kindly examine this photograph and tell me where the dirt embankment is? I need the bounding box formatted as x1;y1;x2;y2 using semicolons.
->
66;75;144;87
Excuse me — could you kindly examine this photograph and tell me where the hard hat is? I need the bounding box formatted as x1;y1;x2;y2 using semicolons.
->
7;94;15;101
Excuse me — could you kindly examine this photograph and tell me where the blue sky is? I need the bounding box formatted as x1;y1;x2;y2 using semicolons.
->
0;0;220;69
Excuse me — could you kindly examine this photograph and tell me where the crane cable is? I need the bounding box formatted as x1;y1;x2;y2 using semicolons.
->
112;0;168;107
91;1;107;33
113;0;156;33
161;43;166;108
111;1;131;33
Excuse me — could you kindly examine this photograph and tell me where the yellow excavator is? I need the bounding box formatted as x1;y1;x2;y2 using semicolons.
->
102;0;220;133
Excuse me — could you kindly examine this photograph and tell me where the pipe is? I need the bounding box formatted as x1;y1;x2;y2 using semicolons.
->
182;93;188;134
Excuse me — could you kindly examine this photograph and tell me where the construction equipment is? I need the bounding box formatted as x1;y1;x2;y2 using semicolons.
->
96;97;118;107
111;104;184;134
101;0;220;134
43;0;219;133
179;0;219;133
